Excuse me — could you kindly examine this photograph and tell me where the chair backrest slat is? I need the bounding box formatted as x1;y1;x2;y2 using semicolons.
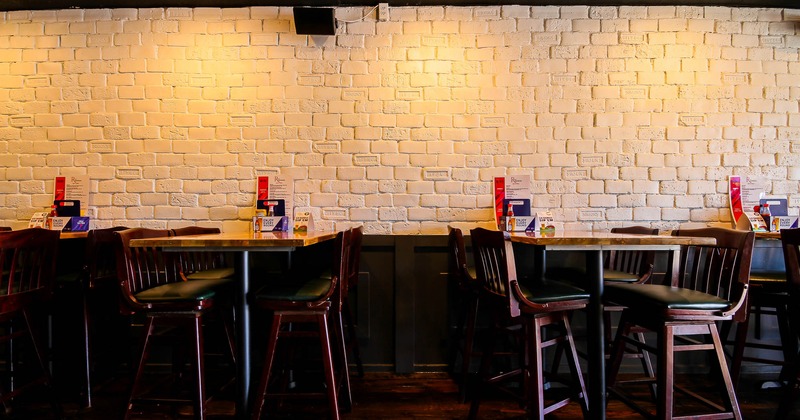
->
115;228;179;311
347;226;363;291
169;226;226;276
86;226;129;288
608;226;658;280
0;228;60;313
780;228;800;293
470;228;519;318
671;227;754;321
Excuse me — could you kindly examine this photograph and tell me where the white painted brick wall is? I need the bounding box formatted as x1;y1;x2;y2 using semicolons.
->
0;6;798;233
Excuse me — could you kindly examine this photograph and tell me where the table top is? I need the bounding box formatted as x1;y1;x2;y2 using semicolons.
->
130;230;338;249
508;230;716;248
60;231;88;239
755;231;781;240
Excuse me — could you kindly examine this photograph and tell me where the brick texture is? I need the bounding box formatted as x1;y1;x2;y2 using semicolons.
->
0;5;798;233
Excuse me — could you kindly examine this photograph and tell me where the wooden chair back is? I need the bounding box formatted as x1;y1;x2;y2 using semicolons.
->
0;228;60;315
469;228;520;317
448;227;475;291
0;227;10;232
169;226;228;277
671;227;755;322
607;226;659;283
114;228;181;312
331;228;352;312
781;228;800;298
347;226;363;290
85;226;129;289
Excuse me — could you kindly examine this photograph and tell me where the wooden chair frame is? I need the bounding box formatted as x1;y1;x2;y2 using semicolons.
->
251;229;352;420
607;227;754;420
114;227;235;420
0;228;62;417
468;227;589;419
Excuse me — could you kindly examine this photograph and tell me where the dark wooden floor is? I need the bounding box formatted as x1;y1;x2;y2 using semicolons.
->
9;369;800;419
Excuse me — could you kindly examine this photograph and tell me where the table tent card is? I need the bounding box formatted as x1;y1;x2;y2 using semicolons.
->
293;210;314;232
494;175;546;232
45;175;90;231
254;175;293;232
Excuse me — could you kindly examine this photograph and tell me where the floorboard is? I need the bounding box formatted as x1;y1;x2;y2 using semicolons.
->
7;370;800;419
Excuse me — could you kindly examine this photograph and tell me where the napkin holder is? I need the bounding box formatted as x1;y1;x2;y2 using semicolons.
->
256;216;289;232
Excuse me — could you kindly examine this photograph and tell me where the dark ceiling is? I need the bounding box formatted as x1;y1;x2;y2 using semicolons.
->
2;0;799;12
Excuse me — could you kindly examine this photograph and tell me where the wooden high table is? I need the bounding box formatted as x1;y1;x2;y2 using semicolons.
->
130;230;338;418
507;230;716;420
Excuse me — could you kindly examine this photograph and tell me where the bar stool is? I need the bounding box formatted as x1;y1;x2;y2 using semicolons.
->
724;270;794;387
251;228;352;419
606;227;754;419
77;226;129;407
446;227;480;402
0;228;62;417
468;228;589;419
114;228;236;420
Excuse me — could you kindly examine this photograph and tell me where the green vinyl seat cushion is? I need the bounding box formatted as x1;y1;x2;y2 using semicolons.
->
547;266;640;283
186;267;235;281
602;269;641;283
518;280;590;304
605;283;731;311
134;278;232;303
256;278;332;302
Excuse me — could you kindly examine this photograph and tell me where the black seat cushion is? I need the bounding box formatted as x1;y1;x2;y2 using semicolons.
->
547;266;639;283
256;278;332;302
602;269;640;282
135;278;232;302
605;283;731;311
519;280;590;304
186;267;235;280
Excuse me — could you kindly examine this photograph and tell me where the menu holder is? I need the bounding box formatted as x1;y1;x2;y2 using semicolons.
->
257;199;285;216
735;212;768;232
54;199;81;217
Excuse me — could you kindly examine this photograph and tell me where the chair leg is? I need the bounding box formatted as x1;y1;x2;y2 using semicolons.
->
774;357;800;420
561;313;589;416
190;316;206;420
656;325;675;420
317;313;340;420
709;324;742;419
126;316;155;420
23;310;62;418
606;312;630;388
777;303;797;382
460;293;479;403
634;331;656;400
342;297;364;378
223;308;237;366
528;317;545;419
332;309;352;413
468;315;499;420
730;319;748;387
81;291;93;408
251;313;283;420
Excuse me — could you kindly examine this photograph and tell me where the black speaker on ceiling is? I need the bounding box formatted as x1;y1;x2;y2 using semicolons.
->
293;7;337;36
